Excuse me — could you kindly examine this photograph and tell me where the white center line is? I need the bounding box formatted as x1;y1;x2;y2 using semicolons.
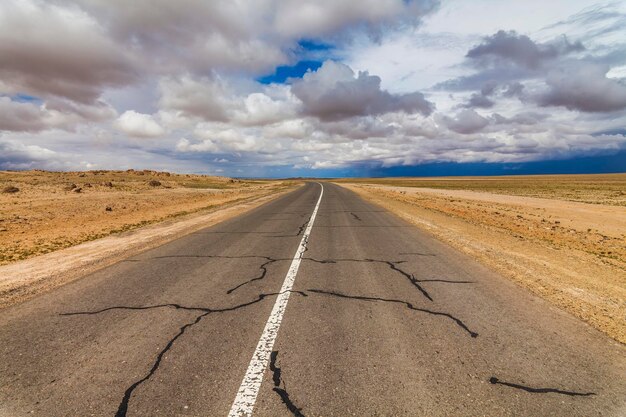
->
227;183;324;417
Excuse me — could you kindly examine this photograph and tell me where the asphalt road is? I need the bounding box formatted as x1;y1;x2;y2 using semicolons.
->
1;182;624;416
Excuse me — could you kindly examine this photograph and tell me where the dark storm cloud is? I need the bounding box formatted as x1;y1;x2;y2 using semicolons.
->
466;30;584;69
0;98;47;132
292;61;434;121
491;112;547;126
435;67;531;92
538;63;626;112
465;94;495;109
502;82;525;98
0;1;138;104
441;109;489;134
0;97;116;132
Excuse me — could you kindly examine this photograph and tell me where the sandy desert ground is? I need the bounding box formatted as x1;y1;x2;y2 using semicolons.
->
338;174;626;344
0;170;293;266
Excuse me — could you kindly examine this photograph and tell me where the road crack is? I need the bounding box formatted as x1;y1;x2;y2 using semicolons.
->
271;218;310;238
307;288;479;338
61;291;307;417
270;351;305;416
303;257;465;302
227;257;279;294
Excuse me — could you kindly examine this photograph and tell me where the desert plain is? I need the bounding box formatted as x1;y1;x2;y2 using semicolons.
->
0;170;295;307
0;169;293;265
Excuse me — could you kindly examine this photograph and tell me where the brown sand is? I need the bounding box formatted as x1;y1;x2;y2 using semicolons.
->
0;170;295;265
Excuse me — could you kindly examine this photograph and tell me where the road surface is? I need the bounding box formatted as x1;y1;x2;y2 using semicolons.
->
1;182;624;416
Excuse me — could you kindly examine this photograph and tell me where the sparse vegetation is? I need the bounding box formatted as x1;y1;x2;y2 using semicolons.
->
0;170;295;265
337;174;626;206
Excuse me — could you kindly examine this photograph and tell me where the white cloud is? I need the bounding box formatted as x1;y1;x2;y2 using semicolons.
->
114;110;165;138
0;0;625;175
158;76;234;122
0;139;58;170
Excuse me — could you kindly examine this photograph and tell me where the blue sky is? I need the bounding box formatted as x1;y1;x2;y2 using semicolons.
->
257;60;323;85
0;0;625;177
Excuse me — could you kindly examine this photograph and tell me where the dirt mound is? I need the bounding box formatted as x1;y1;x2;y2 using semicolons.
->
2;186;19;194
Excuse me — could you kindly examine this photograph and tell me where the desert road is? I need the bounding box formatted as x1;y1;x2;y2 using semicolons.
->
0;182;624;416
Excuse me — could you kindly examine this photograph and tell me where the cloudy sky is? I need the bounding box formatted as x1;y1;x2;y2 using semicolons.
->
1;0;625;176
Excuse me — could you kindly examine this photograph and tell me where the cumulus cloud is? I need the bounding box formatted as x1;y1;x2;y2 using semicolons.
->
114;110;165;138
292;61;434;121
50;0;437;76
441;109;489;134
0;139;58;170
0;0;439;114
466;30;584;69
491;112;547;126
1;0;625;175
272;0;439;39
159;76;235;122
463;81;529;108
234;87;299;126
538;63;626;112
465;94;495;109
0;0;137;104
0;97;117;132
263;119;313;139
0;98;49;132
502;82;525;98
442;25;626;118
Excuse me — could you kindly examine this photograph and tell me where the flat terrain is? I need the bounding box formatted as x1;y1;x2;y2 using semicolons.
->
0;183;624;416
339;174;626;344
0;170;292;265
338;174;626;206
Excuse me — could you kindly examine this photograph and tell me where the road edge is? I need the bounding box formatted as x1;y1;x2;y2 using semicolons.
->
0;184;302;310
336;182;626;346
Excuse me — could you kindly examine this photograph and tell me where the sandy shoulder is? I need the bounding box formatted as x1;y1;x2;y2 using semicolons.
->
0;186;296;308
340;183;626;344
382;185;626;238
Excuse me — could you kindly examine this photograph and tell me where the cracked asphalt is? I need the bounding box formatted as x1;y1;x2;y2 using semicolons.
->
0;182;625;416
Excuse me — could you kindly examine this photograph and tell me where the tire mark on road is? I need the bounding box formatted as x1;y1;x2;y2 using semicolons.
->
489;377;595;397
